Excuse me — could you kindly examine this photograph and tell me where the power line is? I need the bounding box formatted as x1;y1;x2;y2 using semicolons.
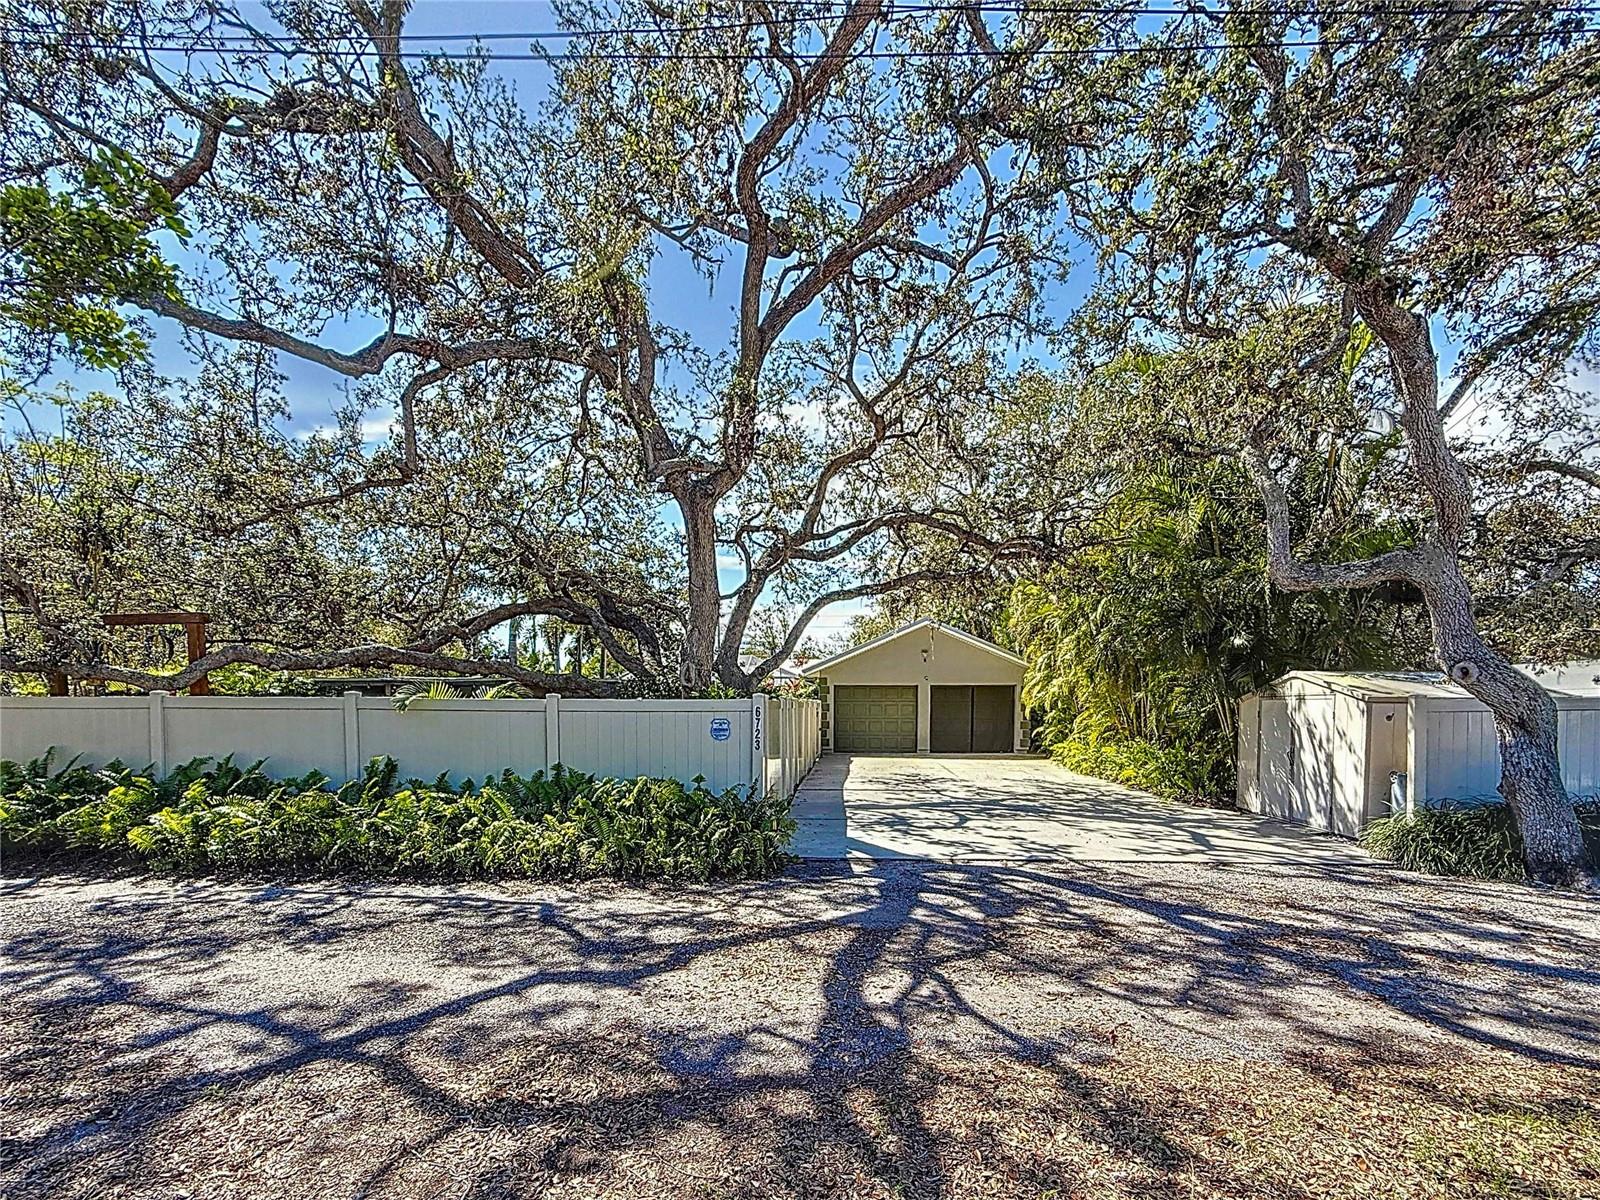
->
10;3;1597;44
2;24;1594;63
2;2;1593;48
6;3;1593;43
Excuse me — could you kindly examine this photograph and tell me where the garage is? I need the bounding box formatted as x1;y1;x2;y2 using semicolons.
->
930;685;1015;753
802;619;1027;755
832;685;918;752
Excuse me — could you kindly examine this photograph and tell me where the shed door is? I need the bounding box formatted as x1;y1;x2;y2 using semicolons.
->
930;686;1015;753
833;686;917;752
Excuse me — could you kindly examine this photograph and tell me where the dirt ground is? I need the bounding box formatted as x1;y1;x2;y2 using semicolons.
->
3;859;1599;1199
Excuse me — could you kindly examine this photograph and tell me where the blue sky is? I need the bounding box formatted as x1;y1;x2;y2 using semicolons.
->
23;1;1087;650
4;4;823;645
15;1;1550;653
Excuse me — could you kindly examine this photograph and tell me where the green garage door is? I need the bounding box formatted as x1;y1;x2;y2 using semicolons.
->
833;686;918;752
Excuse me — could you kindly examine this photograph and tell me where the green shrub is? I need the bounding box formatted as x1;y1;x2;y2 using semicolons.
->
1049;710;1232;804
0;753;794;882
1361;802;1600;882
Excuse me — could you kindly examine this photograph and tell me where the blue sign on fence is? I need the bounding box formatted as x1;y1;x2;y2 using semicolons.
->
709;717;732;742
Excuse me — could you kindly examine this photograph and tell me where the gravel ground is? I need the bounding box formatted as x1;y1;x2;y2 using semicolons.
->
3;858;1599;1199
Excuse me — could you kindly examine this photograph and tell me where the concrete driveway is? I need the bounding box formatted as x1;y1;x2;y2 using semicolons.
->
789;753;1367;866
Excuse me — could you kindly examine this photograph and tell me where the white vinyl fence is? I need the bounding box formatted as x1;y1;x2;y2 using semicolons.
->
0;691;824;800
760;693;822;804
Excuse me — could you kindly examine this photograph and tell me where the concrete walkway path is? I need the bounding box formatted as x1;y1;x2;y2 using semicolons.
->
789;753;1368;866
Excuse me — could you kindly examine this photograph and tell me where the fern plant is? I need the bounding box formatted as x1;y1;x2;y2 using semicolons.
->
1;752;793;882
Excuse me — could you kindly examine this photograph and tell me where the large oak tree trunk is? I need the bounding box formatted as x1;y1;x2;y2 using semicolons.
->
677;488;722;693
1345;290;1589;884
1370;297;1589;886
1253;285;1591;885
1419;556;1588;885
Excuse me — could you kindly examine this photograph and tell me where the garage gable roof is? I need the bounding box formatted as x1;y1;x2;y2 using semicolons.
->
800;618;1025;676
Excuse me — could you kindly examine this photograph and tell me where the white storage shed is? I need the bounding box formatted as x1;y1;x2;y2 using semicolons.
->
1236;668;1600;836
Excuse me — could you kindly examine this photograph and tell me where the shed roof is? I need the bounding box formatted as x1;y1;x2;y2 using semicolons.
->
800;618;1025;676
1269;664;1600;701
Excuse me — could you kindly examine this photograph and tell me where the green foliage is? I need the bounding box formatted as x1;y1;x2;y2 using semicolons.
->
1052;712;1232;803
0;150;187;367
1009;458;1417;802
1362;803;1600;883
206;665;327;696
390;681;531;711
0;752;793;882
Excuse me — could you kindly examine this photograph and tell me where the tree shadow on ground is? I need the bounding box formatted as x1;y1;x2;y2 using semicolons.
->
2;859;1598;1198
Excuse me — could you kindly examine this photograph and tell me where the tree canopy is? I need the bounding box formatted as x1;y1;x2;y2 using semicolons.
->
0;0;1067;693
4;0;1600;879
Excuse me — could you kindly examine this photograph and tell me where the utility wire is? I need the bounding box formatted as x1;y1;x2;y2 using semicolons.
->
8;3;1596;44
2;24;1594;62
1;2;1593;49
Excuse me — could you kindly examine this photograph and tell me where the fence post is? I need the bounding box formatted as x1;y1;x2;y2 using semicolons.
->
343;691;362;783
751;693;768;797
545;693;561;773
148;691;168;776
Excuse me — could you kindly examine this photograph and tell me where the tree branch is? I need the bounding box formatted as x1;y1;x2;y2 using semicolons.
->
1242;442;1423;589
741;567;981;686
1524;458;1600;490
0;644;629;697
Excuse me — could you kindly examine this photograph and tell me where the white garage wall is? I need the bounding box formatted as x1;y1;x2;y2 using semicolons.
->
811;623;1026;753
0;692;823;798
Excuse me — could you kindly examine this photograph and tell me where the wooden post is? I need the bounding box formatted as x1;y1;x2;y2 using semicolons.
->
102;612;213;695
46;671;68;696
185;620;210;695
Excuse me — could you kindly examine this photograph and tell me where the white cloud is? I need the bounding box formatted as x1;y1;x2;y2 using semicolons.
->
360;414;397;442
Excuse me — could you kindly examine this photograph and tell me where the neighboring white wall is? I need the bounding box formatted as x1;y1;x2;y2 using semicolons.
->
1414;695;1600;804
1420;701;1500;802
0;693;824;799
1562;705;1600;797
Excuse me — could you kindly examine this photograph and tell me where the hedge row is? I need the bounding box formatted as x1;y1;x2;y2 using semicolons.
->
1360;801;1600;882
0;753;794;881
